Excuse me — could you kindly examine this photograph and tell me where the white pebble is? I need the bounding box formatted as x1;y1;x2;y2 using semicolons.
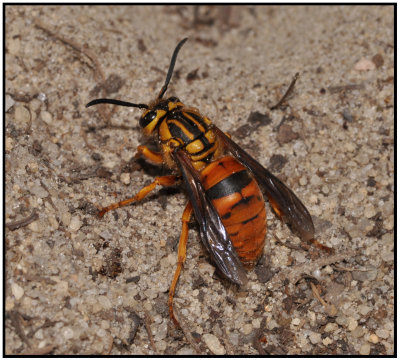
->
62;327;74;340
354;59;375;71
291;317;301;326
5;94;15;112
40;110;53;125
203;333;226;355
299;176;308;186
69;216;82;232
11;283;24;300
309;332;321;344
120;172;131;185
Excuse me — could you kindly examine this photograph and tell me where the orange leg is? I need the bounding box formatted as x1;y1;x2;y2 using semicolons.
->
99;175;178;217
135;145;164;164
168;202;193;327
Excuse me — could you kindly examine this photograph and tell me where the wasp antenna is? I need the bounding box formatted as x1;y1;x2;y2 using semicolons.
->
157;38;188;100
86;98;149;109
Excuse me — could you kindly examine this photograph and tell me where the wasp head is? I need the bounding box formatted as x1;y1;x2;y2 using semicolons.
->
139;96;183;135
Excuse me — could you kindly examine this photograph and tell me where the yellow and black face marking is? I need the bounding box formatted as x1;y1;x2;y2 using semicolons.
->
87;38;328;329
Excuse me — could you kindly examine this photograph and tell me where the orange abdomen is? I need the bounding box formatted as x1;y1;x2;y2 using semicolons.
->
201;156;267;268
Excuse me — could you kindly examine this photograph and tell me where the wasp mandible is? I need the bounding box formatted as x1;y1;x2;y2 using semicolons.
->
87;38;322;327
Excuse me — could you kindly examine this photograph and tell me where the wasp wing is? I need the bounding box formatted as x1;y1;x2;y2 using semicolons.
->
213;126;315;241
172;149;248;286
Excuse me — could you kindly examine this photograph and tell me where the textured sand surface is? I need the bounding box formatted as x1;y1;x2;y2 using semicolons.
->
5;5;394;355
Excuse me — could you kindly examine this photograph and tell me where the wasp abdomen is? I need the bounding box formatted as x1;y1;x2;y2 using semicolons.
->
201;156;267;268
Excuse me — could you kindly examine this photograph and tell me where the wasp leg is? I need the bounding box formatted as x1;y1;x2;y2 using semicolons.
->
168;202;193;327
98;175;178;217
135;145;164;164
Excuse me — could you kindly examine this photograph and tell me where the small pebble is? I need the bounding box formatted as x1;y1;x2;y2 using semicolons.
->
324;323;338;333
156;340;167;352
28;221;40;233
8;38;21;55
62;327;74;340
369;334;379;344
5;137;14;152
322;337;333;346
14;105;31;126
252;318;261;329
40;110;53;125
348;318;358;331
62;212;72;227
31;184;48;198
11;283;24;300
5;94;15;112
376;328;389;339
120;172;131;185
37;92;47;102
5;297;15;311
351;326;364;338
69;216;82;232
203;333;226;355
354;58;376;71
359;343;371;355
198;262;215;278
364;204;376;218
177;346;196;355
291;318;301;326
299;176;308;186
383;215;394;230
242;323;253;335
101;320;110;330
309;332;321;344
359;305;372;316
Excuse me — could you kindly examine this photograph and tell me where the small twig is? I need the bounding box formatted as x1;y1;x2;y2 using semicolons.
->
173;308;202;354
34;19;105;83
17;345;56;356
127;311;142;345
270;72;299;110
273;233;304;252
39;180;58;211
327;83;364;94
268;248;357;290
221;326;236;355
332;265;373;272
6;211;38;231
252;316;267;355
310;282;337;317
143;311;156;352
34;19;112;125
7;311;31;347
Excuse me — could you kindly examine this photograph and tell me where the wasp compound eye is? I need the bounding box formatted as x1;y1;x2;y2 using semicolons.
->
140;110;157;128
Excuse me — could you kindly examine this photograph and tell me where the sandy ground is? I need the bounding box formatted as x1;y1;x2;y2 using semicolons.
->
5;5;394;355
